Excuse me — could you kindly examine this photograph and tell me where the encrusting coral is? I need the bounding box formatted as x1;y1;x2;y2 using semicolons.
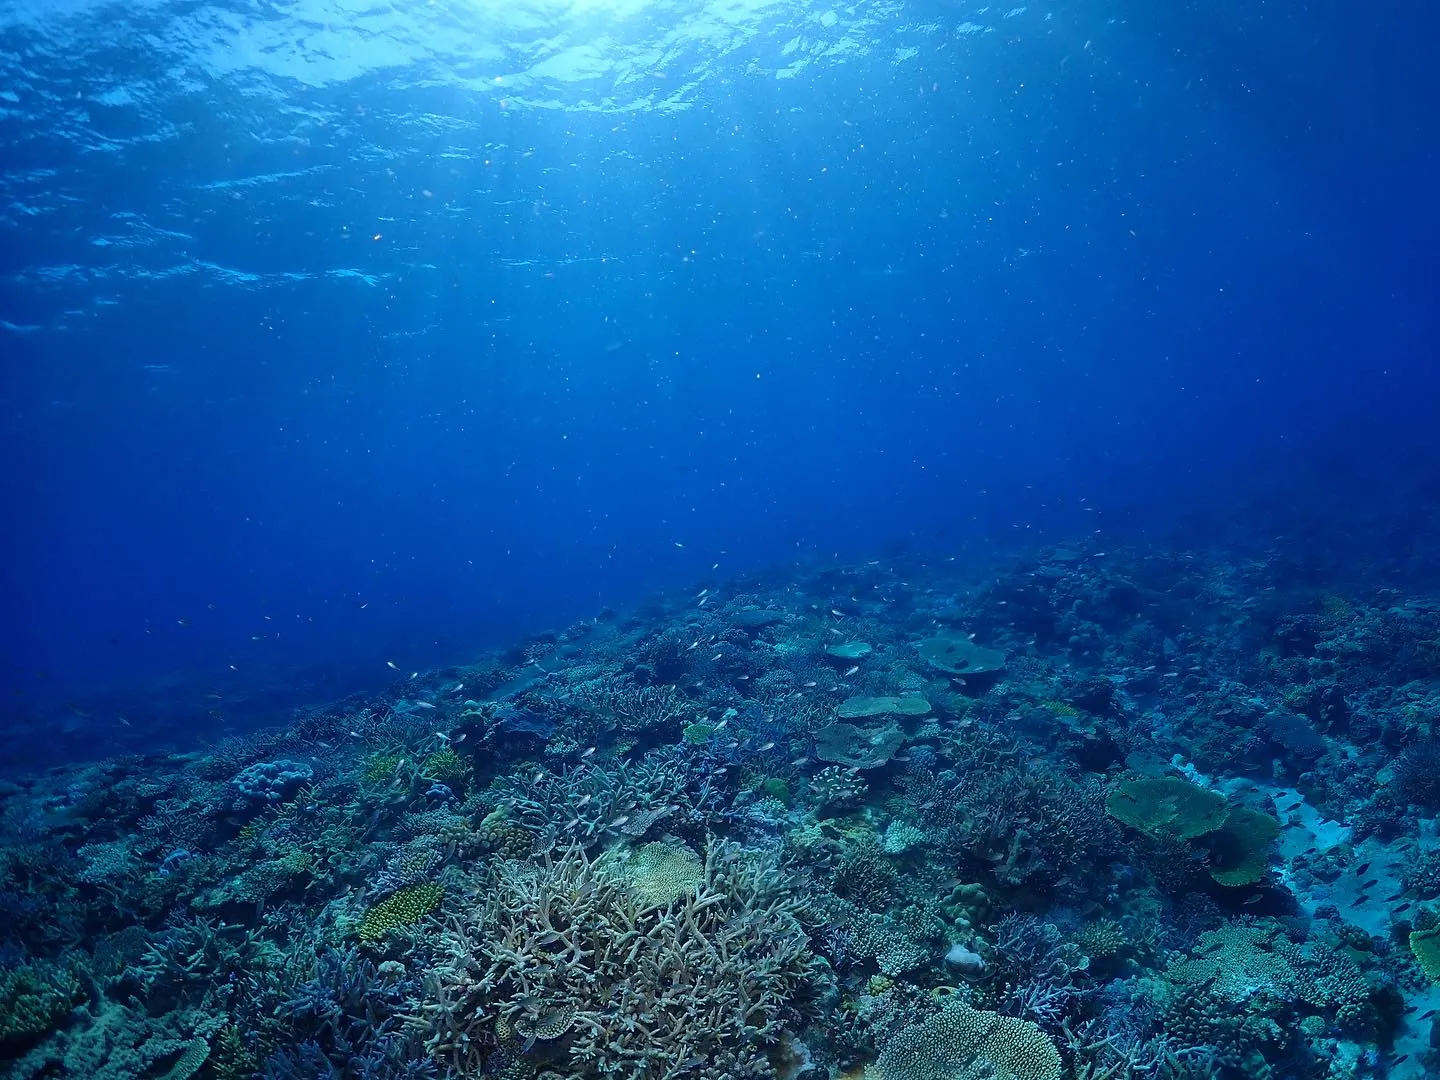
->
415;839;828;1078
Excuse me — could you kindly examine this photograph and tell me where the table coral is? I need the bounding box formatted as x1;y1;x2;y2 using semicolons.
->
867;1001;1061;1080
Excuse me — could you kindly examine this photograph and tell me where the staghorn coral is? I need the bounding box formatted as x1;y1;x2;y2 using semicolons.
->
491;750;723;849
417;840;826;1078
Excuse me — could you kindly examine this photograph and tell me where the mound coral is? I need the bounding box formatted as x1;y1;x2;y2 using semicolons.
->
419;840;826;1078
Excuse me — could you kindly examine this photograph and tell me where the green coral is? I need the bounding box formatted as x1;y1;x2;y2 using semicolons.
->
758;777;791;804
1107;778;1279;887
682;722;716;745
359;882;444;942
1105;777;1228;841
1075;919;1129;966
0;959;83;1045
1208;807;1282;887
424;747;469;786
362;753;402;785
1410;926;1440;981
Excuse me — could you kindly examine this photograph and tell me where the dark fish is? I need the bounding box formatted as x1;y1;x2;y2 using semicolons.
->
1396;902;1414;913
1385;890;1405;901
1395;1055;1409;1065
1422;1008;1437;1019
1406;1004;1418;1013
1354;861;1371;876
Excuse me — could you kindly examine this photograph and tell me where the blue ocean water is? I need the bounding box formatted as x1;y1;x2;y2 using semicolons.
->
3;0;1436;757
1;1;1439;1076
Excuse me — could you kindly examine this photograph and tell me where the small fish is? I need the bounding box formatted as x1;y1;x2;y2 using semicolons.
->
804;681;818;688
577;794;593;808
1422;1008;1437;1019
349;730;362;738
449;682;465;693
738;674;749;680
414;701;436;709
1395;1055;1410;1065
843;665;859;677
1385;890;1404;902
828;628;843;636
755;742;775;752
609;815;630;828
674;541;684;548
711;653;723;661
687;640;700;651
1396;902;1413;913
697;589;709;598
455;733;466;743
564;819;580;831
1242;894;1263;905
387;660;400;670
791;757;811;767
580;747;596;759
716;718;729;730
1354;861;1371;876
699;596;709;606
229;664;238;671
1361;878;1379;889
534;771;545;784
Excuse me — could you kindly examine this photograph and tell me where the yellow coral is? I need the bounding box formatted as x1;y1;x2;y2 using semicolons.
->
359;882;443;942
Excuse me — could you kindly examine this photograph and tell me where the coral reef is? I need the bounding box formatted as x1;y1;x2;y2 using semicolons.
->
5;540;1440;1079
417;841;827;1078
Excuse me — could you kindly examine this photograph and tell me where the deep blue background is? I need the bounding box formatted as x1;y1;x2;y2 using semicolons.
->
1;0;1436;753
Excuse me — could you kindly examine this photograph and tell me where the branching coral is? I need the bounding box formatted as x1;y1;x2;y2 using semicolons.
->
415;840;827;1078
492;751;725;850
